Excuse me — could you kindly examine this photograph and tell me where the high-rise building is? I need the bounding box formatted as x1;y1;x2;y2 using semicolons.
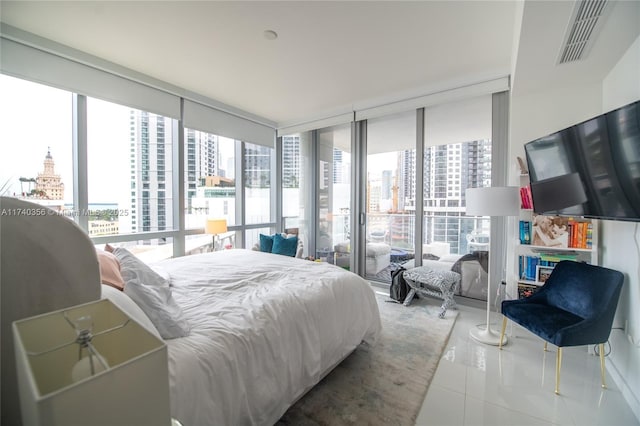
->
282;135;300;188
129;111;174;234
393;139;492;253
35;149;64;200
332;148;343;184
244;143;271;188
398;150;415;212
381;170;393;201
186;129;219;210
419;139;491;207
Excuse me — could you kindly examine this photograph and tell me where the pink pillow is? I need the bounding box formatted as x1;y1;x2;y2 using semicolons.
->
97;250;125;291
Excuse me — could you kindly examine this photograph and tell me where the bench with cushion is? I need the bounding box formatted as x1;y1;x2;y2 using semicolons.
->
402;266;461;318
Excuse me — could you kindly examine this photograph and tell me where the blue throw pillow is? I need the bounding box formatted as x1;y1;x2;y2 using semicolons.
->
272;233;298;257
259;234;274;253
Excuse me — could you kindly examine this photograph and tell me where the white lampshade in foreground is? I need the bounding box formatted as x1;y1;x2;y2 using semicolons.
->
13;299;171;426
465;186;519;346
466;186;520;217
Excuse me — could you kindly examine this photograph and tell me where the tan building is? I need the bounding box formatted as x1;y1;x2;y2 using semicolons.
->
202;175;234;187
88;220;120;236
35;149;64;200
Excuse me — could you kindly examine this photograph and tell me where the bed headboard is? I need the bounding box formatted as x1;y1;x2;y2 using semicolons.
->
0;196;101;425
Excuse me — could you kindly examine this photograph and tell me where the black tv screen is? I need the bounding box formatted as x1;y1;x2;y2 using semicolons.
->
525;100;640;222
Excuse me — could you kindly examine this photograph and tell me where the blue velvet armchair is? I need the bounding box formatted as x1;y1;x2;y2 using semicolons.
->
499;261;623;394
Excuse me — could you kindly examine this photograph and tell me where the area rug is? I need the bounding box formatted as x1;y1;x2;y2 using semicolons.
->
277;291;458;426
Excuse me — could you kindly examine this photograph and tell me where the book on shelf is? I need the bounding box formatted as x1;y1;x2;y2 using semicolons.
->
518;255;559;281
566;219;593;249
538;252;579;262
520;186;533;209
519;220;531;244
531;214;593;249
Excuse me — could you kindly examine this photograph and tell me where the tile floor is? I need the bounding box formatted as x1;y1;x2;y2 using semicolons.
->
415;302;639;426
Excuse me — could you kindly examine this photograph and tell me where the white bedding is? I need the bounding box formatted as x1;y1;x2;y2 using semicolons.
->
157;249;382;426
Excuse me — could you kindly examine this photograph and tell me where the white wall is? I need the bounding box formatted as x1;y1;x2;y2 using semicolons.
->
601;34;640;420
509;34;640;421
509;83;602;167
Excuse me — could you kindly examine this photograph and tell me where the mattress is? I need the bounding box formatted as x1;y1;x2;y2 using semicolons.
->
156;249;381;426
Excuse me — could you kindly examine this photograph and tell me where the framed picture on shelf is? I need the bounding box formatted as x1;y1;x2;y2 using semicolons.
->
536;265;554;284
531;214;570;248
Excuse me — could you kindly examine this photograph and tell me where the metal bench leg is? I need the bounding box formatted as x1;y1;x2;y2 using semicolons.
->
403;288;416;306
438;292;455;318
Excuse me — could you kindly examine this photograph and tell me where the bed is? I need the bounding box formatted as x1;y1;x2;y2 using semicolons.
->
0;196;382;426
153;250;381;425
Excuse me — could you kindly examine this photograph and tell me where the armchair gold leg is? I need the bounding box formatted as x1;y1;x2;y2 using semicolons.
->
544;341;548;352
555;347;562;395
599;343;607;389
499;317;507;350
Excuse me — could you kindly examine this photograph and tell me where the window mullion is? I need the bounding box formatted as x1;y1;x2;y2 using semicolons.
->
72;93;89;232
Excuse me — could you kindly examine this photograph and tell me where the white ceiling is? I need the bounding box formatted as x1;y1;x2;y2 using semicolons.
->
0;0;516;127
512;0;640;96
0;1;638;128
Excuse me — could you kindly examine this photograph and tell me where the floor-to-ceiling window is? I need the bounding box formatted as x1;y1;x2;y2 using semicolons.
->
365;110;417;282
244;142;272;224
317;124;352;266
87;97;178;258
281;132;312;257
183;130;237;252
1;69;278;258
243;142;275;249
423;94;493;300
88;96;177;241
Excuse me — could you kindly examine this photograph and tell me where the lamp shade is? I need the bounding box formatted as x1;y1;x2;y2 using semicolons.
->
531;173;587;213
13;299;171;426
465;186;520;217
205;219;228;235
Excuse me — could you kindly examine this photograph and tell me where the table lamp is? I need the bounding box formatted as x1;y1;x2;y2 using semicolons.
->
466;186;520;346
12;299;172;426
206;218;228;251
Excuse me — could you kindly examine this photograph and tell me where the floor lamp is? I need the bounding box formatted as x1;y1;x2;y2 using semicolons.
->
465;186;520;346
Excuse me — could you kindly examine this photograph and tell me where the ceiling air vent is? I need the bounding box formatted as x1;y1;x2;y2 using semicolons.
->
558;0;611;64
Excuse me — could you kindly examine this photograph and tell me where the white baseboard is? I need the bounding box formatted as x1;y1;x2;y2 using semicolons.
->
607;355;640;423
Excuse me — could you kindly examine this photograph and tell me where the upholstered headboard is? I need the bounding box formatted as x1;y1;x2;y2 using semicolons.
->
0;197;101;425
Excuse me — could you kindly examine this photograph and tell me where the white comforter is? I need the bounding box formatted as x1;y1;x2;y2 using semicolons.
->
157;249;381;426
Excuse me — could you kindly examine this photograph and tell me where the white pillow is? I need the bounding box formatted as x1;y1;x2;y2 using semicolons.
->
124;278;190;339
100;284;161;339
113;248;169;288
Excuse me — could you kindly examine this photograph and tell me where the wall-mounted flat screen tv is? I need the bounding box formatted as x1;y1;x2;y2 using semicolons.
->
525;99;640;222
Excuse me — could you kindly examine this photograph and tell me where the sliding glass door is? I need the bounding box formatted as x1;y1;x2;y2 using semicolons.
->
317;124;351;267
365;110;416;282
280;132;312;257
423;95;492;300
